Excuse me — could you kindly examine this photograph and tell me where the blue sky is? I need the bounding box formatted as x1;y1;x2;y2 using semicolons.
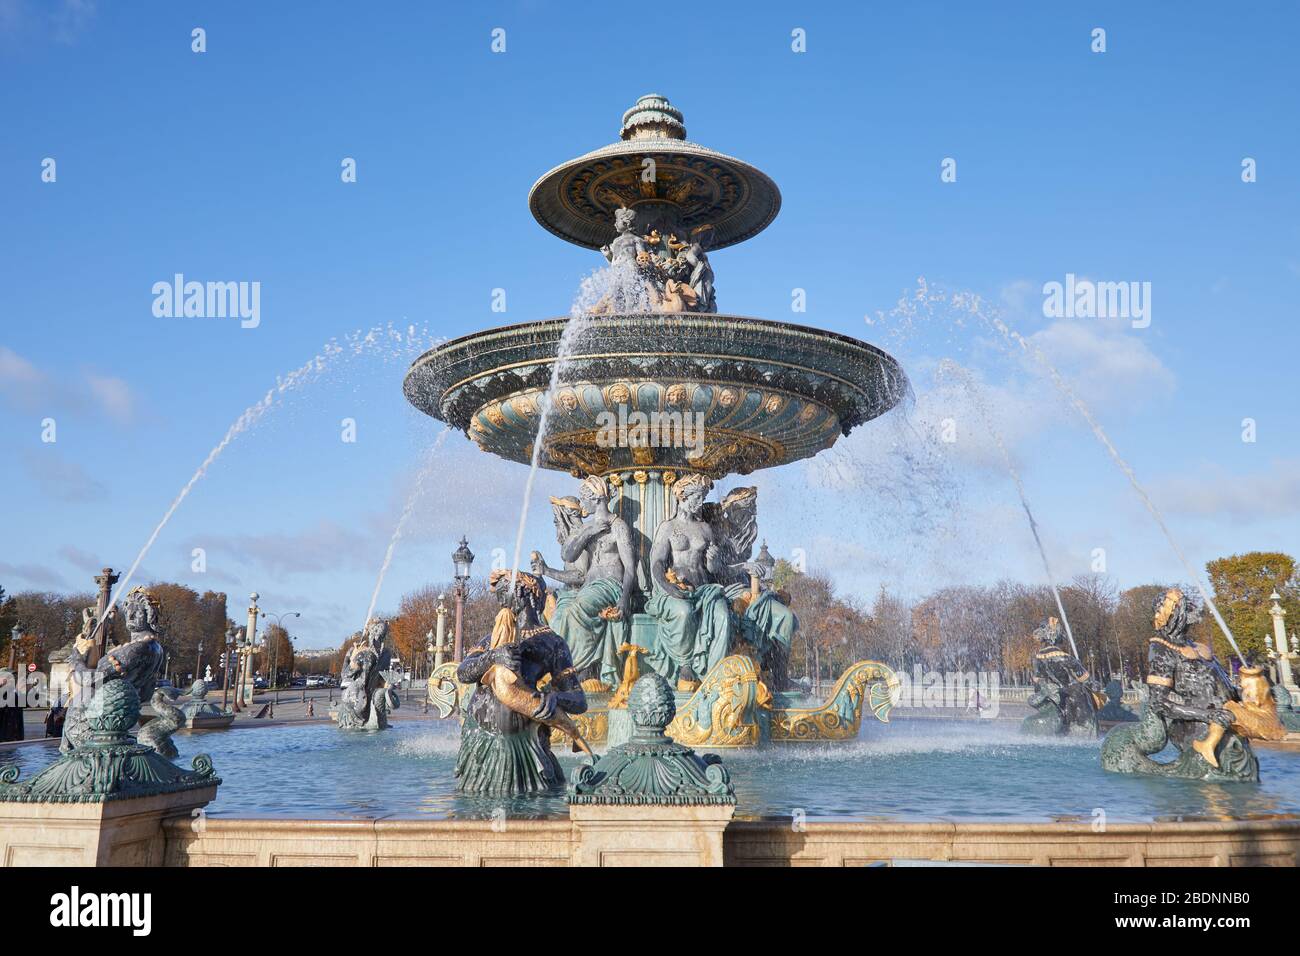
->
2;1;1297;648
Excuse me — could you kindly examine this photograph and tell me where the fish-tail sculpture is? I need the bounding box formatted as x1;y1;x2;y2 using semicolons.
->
137;687;183;759
481;663;593;756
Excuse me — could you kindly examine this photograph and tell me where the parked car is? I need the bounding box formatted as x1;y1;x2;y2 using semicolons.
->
253;677;268;690
290;677;307;687
305;676;326;688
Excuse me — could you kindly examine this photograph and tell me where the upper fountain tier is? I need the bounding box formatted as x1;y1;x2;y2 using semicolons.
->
404;95;907;478
528;93;781;253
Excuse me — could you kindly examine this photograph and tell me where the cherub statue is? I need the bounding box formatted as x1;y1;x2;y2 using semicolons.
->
681;223;716;312
1019;617;1102;737
454;570;588;795
1101;588;1258;781
530;476;635;691
61;587;165;753
336;618;398;731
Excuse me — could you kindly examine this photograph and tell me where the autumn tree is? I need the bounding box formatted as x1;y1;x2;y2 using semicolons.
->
1204;552;1299;662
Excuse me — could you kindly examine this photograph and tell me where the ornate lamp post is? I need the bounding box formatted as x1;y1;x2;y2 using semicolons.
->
91;567;120;660
228;628;248;713
220;628;236;711
242;593;261;707
1270;592;1296;696
262;609;301;701
451;537;474;662
194;640;204;685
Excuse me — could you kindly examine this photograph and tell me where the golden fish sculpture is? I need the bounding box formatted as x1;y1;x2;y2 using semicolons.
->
481;663;594;756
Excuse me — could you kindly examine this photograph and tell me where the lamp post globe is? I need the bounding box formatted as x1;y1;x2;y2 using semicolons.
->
451;537;474;662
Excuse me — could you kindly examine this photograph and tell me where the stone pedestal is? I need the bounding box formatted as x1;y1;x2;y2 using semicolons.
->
570;803;734;866
0;786;217;866
0;679;220;867
568;671;736;867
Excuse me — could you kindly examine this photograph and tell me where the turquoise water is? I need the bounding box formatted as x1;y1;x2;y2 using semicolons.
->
5;717;1300;823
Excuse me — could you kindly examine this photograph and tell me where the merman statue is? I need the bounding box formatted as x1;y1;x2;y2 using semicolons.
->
454;570;589;795
1019;617;1102;737
530;475;636;692
1101;587;1259;782
61;587;165;754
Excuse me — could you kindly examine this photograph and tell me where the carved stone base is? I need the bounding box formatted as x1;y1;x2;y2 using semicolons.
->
0;785;217;866
570;803;735;866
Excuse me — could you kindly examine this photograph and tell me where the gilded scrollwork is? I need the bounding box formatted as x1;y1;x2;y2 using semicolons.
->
769;661;901;742
665;654;770;748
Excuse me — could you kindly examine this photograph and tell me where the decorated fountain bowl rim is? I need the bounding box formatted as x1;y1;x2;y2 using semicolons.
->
403;312;908;436
528;138;782;252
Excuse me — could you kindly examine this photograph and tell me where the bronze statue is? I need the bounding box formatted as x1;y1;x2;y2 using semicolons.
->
454;570;588;795
61;587;165;753
1101;588;1258;781
645;475;741;689
530;475;635;691
1019;617;1101;737
335;619;399;730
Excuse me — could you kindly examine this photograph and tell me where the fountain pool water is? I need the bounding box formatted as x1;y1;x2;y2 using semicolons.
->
6;719;1300;821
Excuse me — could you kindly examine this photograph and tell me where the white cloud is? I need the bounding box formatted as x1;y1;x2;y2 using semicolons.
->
0;347;138;425
85;373;135;424
1151;459;1300;521
20;449;107;503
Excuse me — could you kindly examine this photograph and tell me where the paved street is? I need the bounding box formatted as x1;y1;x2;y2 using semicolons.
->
11;683;439;742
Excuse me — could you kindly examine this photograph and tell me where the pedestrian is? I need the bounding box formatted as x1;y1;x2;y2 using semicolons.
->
0;668;24;742
45;701;66;739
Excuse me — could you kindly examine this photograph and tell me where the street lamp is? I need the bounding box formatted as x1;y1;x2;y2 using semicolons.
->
451;537;474;662
194;640;203;686
223;626;245;713
262;610;301;701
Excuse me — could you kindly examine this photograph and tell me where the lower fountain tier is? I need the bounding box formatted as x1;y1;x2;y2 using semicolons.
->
402;313;907;476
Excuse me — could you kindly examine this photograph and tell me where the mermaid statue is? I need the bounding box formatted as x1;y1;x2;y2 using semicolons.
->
1019;617;1102;737
644;477;795;691
454;570;588;795
645;474;739;690
530;475;636;692
1101;587;1258;782
61;586;165;754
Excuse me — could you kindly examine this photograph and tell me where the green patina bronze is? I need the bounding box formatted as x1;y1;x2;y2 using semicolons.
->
568;672;734;805
412;95;905;754
0;679;218;804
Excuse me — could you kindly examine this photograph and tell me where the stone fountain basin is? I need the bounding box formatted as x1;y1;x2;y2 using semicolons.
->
403;313;908;476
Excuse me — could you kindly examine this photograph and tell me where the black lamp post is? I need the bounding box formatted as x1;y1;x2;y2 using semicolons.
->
262;610;301;701
452;536;475;662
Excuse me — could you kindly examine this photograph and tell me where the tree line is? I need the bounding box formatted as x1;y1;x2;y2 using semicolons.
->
3;551;1294;689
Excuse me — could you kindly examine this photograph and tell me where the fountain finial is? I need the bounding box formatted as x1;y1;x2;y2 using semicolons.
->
620;94;686;141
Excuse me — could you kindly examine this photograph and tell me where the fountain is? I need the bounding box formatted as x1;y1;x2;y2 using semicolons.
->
7;97;1300;870
408;95;906;749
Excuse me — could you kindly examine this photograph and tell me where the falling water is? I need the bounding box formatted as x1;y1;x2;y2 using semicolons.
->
939;360;1079;658
95;324;438;635
969;310;1246;665
366;427;451;621
505;263;652;590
